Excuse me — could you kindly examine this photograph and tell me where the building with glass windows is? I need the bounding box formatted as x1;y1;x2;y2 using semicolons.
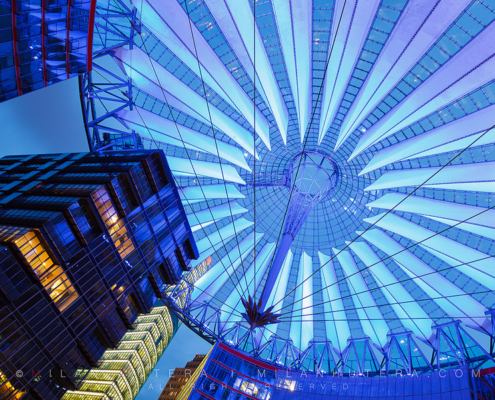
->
0;0;98;102
158;353;206;400
0;150;198;399
175;343;495;400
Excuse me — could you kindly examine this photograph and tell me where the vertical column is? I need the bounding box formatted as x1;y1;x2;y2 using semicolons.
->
11;0;21;96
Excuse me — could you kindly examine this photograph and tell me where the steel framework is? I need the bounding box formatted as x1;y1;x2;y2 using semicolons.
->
163;273;495;375
79;0;495;378
79;0;142;153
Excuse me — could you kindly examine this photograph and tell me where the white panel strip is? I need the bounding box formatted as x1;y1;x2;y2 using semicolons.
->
361;104;495;174
319;0;380;145
193;232;263;304
339;0;472;149
206;0;289;143
132;0;271;149
266;250;293;314
221;242;277;326
188;202;248;232
360;229;490;332
113;47;257;156
290;252;313;350
192;218;253;267
272;0;311;142
368;193;495;240
365;161;495;193
118;108;251;171
350;23;495;159
167;156;245;184
179;184;245;203
364;212;495;291
348;241;433;342
333;248;389;347
318;252;350;353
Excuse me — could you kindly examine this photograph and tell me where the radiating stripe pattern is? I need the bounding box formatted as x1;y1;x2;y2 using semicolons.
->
107;0;495;370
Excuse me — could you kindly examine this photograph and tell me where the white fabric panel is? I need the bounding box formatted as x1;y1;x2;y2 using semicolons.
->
365;162;495;193
132;0;271;149
360;229;490;332
179;184;245;203
290;252;313;350
206;0;289;143
348;241;433;342
338;0;472;149
318;0;380;145
364;213;495;291
167;156;245;184
118;108;251;171
272;0;311;142
266;250;293;314
318;252;350;353
191;218;253;268
113;47;257;156
350;23;495;159
220;242;276;327
188;202;248;232
368;193;495;240
361;104;495;174
193;232;263;304
333;248;389;347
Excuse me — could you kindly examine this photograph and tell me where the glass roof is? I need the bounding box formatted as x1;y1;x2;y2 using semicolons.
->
105;0;495;369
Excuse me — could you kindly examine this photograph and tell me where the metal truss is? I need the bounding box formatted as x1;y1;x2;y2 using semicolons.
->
79;0;142;152
81;0;495;379
163;273;495;376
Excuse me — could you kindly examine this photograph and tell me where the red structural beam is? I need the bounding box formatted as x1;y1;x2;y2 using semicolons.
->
11;0;21;96
218;342;278;372
41;0;47;86
196;390;216;400
204;373;259;400
87;0;97;72
66;0;71;79
212;359;274;387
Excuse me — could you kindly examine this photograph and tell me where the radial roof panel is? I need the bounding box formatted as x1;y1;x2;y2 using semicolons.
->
89;0;495;371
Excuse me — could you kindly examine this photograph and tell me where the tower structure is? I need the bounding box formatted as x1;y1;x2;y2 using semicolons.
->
0;150;198;399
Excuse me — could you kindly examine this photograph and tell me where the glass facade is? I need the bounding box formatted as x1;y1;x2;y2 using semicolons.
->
181;343;495;400
62;303;178;400
0;150;198;399
0;0;97;102
159;354;207;400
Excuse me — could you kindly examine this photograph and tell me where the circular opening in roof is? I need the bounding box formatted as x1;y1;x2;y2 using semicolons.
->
288;151;339;201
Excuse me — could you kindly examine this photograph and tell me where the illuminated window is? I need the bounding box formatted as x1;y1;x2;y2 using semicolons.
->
0;369;25;399
91;188;135;258
239;380;259;396
15;230;78;312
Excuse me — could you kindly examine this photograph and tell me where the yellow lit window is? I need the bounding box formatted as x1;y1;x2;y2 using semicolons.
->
0;368;26;399
92;188;135;258
239;381;259;396
15;231;78;312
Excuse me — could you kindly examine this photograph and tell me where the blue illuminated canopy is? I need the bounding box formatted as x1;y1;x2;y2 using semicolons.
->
84;0;495;373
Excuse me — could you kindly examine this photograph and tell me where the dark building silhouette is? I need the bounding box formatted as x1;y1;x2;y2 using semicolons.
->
159;354;207;400
0;150;197;400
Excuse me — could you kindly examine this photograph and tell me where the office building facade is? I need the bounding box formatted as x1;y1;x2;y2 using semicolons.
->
0;0;98;102
158;354;206;400
177;343;495;400
0;150;198;399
